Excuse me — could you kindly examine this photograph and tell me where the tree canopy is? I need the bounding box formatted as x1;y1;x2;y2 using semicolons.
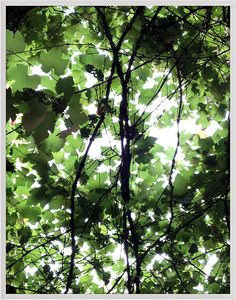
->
6;6;230;294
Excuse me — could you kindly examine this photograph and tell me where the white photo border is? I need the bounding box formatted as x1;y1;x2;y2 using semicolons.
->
1;1;235;299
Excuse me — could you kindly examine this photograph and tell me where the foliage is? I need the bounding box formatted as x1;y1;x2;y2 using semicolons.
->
6;6;230;294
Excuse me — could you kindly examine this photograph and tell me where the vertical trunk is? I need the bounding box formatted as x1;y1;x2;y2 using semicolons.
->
119;86;141;293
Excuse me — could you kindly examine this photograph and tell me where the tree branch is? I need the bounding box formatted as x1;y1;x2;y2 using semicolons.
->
64;115;105;294
167;52;184;232
107;270;126;294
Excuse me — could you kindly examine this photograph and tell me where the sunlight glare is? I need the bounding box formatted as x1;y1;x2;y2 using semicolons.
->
25;265;38;278
64;6;75;15
205;120;222;137
85;72;97;88
203;254;218;276
30;65;50;76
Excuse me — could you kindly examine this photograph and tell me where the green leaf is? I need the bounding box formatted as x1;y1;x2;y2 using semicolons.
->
198;137;214;150
56;76;75;100
49;195;65;209
64;156;77;173
13;260;25;273
176;230;192;243
53;151;64;164
33;111;56;144
42;211;55;222
7;213;18;227
135;152;154;164
204;239;215;250
135;136;157;154
42;131;65;153
139;88;155;104
100;271;111;285
6;89;18;121
94;287;105;294
40;49;69;75
173;174;188;196
135;65;152;82
20;206;41;224
15;185;31;199
80;54;106;69
41;76;56;92
6;30;26;53
22;98;47;132
208;282;220;293
7;64;40;93
112;258;124;273
68;95;88;129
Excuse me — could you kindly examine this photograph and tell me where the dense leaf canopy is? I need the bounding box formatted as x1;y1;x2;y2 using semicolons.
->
6;6;230;294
